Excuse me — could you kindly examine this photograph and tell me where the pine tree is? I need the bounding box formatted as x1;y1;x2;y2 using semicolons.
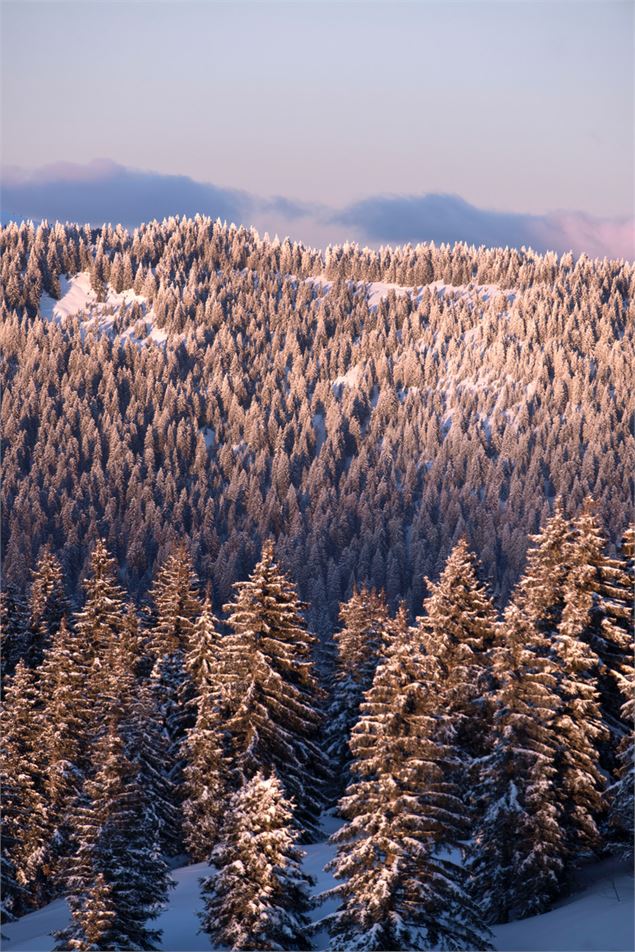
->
510;501;573;635
326;586;390;798
218;541;326;840
200;771;314;951
147;544;201;658
38;618;93;884
182;692;227;862
109;605;180;860
468;604;565;923
182;598;226;861
146;546;203;853
416;539;497;789
564;505;634;748
606;527;634;857
184;594;220;698
27;545;68;668
72;539;127;735
0;585;29;685
54;724;173;952
552;548;609;860
0;661;49;909
608;695;634;859
325;612;490;951
1;813;27;925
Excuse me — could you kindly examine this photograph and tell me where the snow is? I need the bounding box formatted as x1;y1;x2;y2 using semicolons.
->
4;836;632;952
491;858;634;952
307;274;514;311
333;364;362;390
38;272;166;347
201;427;215;450
40;273;146;325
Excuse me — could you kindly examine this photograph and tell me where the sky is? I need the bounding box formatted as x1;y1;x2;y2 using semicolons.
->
1;0;633;256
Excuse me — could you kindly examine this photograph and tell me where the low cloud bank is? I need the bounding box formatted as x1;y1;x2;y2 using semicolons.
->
2;160;632;259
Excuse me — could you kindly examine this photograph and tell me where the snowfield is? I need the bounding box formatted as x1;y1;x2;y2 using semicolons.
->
4;840;632;952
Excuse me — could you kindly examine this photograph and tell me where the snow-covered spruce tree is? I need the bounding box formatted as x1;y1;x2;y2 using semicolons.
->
218;540;327;841
72;539;128;734
0;661;49;910
54;723;173;952
325;611;491;952
182;599;226;862
38;618;93;884
551;531;610;860
27;545;69;668
109;606;180;861
200;771;314;951
606;527;635;856
182;691;227;862
0;585;29;685
184;594;221;699
1;806;27;925
416;539;497;786
147;543;202;658
564;504;634;748
608;693;634;859
467;604;565;923
147;545;202;852
510;501;574;635
326;586;391;799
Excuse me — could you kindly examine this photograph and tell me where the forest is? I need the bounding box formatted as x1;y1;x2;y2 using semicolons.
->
1;510;633;949
0;218;633;949
0;218;633;631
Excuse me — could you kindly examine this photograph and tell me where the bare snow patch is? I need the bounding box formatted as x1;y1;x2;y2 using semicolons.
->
39;272;167;348
306;274;515;311
40;273;146;324
333;364;362;390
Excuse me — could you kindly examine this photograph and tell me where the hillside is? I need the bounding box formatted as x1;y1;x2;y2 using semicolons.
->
4;831;634;952
1;219;633;630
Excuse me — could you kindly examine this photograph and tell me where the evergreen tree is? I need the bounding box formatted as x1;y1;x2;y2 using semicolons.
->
326;586;390;798
606;527;634;857
468;604;565;923
54;724;173;952
184;594;221;698
416;539;497;787
552;544;609;859
38;618;93;884
200;771;314;951
218;541;326;840
608;695;634;860
147;544;201;659
325;611;490;951
27;545;68;668
1;810;27;925
182;599;226;861
72;539;127;735
146;546;203;853
0;585;29;685
108;604;180;860
510;501;573;635
182;691;227;862
0;661;49;909
564;505;634;746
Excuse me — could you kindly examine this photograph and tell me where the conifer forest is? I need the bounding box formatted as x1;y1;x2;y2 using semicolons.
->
0;219;633;951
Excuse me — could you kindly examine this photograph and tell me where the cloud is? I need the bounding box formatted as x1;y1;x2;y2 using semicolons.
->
334;192;634;259
1;160;632;260
0;159;252;229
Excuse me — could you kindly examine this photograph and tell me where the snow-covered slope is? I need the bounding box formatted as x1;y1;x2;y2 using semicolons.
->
307;275;513;309
4;845;632;952
39;272;167;345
